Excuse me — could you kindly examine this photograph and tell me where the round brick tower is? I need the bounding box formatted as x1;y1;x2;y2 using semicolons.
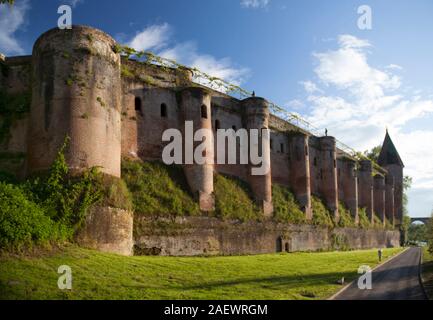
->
359;160;374;224
28;26;122;177
241;97;273;217
374;174;386;226
180;87;215;211
288;133;312;220
319;136;339;222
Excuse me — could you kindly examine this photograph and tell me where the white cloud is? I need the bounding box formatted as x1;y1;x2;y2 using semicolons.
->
127;24;249;88
0;0;30;55
297;34;433;216
313;35;401;106
386;64;403;71
160;42;249;87
286;99;304;110
338;34;371;49
240;0;270;9
128;23;171;52
300;80;322;94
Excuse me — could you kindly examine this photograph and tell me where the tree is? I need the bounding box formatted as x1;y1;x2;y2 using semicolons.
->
403;175;412;216
428;209;433;253
407;223;428;244
0;0;14;4
363;145;381;162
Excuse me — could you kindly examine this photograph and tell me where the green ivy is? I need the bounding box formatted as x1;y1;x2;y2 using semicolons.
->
23;137;102;232
214;174;261;222
0;89;31;144
121;159;200;217
338;201;356;228
358;207;372;229
311;196;335;228
272;184;306;224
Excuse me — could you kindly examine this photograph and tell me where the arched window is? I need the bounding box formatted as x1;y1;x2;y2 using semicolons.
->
215;120;221;130
201;105;208;119
161;103;167;118
135;97;142;113
280;143;284;153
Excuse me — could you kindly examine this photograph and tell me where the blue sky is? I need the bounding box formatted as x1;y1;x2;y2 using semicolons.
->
1;0;433;217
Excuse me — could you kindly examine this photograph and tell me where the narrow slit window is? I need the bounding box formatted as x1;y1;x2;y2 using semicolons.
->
201;105;208;119
161;103;167;118
215;120;221;130
135;97;142;113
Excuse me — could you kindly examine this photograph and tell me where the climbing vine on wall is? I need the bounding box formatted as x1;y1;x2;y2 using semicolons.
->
114;44;381;167
0;89;31;144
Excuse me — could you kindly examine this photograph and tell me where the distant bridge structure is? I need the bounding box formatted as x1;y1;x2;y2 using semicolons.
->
410;217;431;224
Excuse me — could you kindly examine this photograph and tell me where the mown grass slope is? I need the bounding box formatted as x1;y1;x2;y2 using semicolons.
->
0;246;402;300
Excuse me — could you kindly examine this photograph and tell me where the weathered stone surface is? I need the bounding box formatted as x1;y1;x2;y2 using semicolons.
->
77;206;133;256
1;27;405;256
28;26;122;177
134;216;400;256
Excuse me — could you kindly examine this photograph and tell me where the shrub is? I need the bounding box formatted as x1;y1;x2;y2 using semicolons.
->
311;196;334;228
214;174;261;222
428;218;433;254
331;233;350;251
338;201;356;227
0;170;17;184
122;160;200;217
272;184;306;224
373;214;384;229
0;138;133;251
0;183;65;249
384;218;394;230
358;207;371;229
95;174;133;211
23;138;102;232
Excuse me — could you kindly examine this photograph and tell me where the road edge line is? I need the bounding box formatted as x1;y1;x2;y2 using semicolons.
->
327;247;410;300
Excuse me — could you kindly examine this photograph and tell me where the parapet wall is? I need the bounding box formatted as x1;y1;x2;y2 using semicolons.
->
134;216;401;256
0;25;405;245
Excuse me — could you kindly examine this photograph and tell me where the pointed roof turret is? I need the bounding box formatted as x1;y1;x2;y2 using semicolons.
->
378;130;404;167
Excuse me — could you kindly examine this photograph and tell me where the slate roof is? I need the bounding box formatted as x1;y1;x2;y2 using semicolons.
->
378;131;404;167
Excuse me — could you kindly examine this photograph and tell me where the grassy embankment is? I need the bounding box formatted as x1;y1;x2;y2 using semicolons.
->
422;247;433;299
0;246;402;300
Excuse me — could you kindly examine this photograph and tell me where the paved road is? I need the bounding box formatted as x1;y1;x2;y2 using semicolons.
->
334;247;426;300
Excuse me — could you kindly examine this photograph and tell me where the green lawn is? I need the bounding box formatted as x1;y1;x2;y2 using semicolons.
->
0;246;403;300
422;247;433;299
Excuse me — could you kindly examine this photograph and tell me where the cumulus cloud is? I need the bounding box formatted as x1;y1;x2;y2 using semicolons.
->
385;64;403;71
286;99;304;110
295;34;433;216
159;41;249;86
127;23;249;88
0;0;30;55
128;23;172;52
240;0;270;9
300;80;322;94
